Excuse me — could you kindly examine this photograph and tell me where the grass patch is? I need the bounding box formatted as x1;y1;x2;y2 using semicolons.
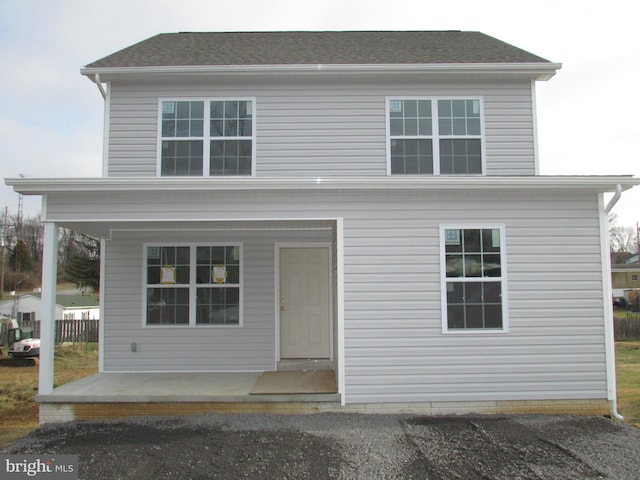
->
0;341;639;449
0;343;98;448
616;341;640;427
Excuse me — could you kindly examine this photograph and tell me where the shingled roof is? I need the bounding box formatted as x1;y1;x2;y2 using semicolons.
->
84;31;550;69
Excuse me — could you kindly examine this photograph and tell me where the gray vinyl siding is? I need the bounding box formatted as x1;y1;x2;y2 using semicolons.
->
102;229;331;372
46;188;607;403
106;79;536;177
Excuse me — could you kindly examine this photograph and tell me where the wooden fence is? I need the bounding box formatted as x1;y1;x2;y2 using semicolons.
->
614;313;640;341
32;319;99;344
22;315;640;343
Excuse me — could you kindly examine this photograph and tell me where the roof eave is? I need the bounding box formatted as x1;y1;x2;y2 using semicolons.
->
6;175;638;196
81;62;561;82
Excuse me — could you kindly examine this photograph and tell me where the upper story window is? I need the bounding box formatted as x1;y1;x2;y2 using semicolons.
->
159;99;255;177
387;98;484;175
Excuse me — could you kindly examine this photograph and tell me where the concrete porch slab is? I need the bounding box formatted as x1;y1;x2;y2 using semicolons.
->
36;372;341;403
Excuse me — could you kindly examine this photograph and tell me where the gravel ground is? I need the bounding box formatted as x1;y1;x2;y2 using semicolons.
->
4;413;640;479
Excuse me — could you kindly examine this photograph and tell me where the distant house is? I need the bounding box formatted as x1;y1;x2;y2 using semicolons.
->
612;263;640;297
6;31;640;423
0;293;99;325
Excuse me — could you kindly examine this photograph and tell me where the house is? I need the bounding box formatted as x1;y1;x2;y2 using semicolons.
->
6;31;639;423
0;293;99;324
612;263;640;305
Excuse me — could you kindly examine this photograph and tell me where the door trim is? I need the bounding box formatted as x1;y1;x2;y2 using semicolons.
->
275;243;333;363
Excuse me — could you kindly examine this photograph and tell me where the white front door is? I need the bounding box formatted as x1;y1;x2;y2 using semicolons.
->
279;247;331;359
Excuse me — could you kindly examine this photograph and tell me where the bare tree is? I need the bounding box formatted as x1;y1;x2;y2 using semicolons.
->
610;225;637;254
21;216;44;264
608;214;638;264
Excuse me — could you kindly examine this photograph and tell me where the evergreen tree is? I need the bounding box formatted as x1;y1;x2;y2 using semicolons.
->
10;239;33;273
64;234;100;292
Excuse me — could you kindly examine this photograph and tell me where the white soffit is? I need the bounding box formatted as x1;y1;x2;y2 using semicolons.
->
6;175;639;195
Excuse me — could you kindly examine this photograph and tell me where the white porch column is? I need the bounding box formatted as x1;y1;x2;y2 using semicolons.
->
336;218;345;405
39;222;58;395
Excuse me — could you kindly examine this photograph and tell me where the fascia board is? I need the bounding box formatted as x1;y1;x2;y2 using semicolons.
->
6;175;639;195
80;62;562;81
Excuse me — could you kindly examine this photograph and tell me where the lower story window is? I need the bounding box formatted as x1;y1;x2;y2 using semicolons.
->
195;246;241;325
441;226;508;332
144;244;242;326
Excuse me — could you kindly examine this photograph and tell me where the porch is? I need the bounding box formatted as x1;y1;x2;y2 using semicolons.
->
29;214;346;425
36;364;341;423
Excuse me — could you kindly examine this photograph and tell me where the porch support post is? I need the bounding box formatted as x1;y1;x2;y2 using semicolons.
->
336;218;345;405
39;221;58;395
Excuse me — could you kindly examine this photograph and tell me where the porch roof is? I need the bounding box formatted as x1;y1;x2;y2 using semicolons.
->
7;174;640;195
7;175;638;238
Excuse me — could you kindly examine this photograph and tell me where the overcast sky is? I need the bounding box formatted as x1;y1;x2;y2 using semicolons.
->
0;0;638;227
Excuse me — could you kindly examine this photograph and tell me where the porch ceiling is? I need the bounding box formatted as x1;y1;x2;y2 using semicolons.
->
53;219;337;239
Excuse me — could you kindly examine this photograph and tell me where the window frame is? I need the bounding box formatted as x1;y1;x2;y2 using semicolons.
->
386;96;486;176
157;97;257;177
439;224;509;334
142;242;244;328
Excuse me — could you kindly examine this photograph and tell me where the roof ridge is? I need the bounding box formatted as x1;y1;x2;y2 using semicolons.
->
171;29;467;34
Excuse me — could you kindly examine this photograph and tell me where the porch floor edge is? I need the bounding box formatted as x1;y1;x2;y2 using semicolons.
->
36;372;340;404
36;393;341;403
38;398;611;425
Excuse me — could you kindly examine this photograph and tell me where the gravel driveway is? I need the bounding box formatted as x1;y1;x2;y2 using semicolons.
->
4;413;640;479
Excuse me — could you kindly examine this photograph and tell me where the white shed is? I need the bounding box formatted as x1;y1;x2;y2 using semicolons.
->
0;293;99;323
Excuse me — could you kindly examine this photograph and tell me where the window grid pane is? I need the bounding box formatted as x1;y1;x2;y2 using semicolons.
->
196;246;241;285
146;287;190;325
195;244;241;325
160;99;253;177
388;98;482;175
146;246;191;285
440;139;482;174
161;141;203;176
210;101;253;138
389;99;432;136
390;139;433;174
146;245;242;326
444;228;503;330
389;100;434;175
196;287;240;325
446;281;502;329
437;99;481;136
210;140;253;176
209;100;253;176
162;101;204;138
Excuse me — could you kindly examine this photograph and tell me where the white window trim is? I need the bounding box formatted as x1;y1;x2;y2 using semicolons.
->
142;242;244;328
156;97;257;177
439;224;509;334
385;96;486;176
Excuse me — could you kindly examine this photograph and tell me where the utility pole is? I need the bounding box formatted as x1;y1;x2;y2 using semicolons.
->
0;207;7;297
13;194;23;287
12;194;24;320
